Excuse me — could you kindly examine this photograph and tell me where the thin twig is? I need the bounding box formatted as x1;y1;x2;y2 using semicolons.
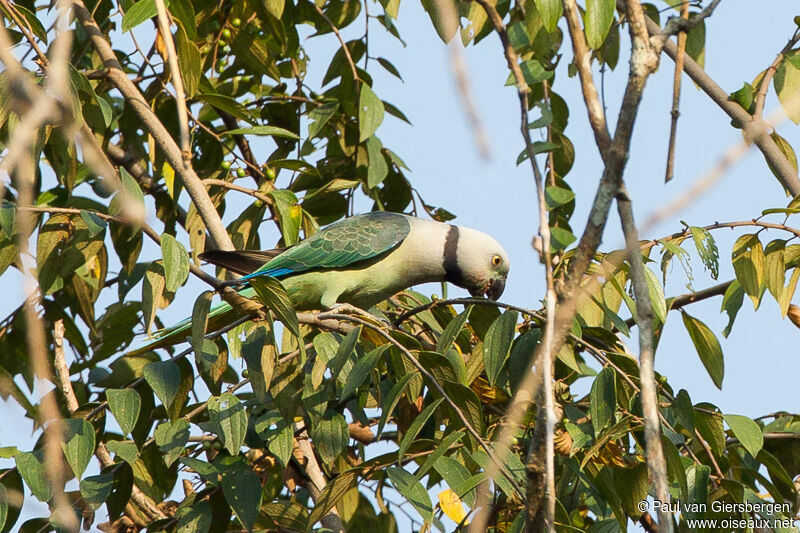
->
313;3;359;83
562;0;611;155
664;1;689;183
202;178;274;206
754;28;800;119
154;0;191;163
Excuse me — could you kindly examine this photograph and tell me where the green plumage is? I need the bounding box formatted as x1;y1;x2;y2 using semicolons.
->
128;212;411;355
244;211;410;278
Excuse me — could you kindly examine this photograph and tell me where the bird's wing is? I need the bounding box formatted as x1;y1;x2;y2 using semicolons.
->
240;211;410;280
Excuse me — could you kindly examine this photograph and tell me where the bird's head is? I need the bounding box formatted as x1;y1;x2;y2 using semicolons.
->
443;225;510;301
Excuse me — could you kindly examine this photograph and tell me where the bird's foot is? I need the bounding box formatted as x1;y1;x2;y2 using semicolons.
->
324;303;392;328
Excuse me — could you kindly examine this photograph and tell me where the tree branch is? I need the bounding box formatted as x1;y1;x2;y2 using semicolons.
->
562;0;612;155
71;0;235;251
154;0;191;162
616;185;671;532
643;12;800;196
753;28;800;119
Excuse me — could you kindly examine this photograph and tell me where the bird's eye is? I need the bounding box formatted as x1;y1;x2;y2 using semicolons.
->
492;255;502;266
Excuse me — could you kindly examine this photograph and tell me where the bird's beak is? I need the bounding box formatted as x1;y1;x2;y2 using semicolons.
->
486;278;505;301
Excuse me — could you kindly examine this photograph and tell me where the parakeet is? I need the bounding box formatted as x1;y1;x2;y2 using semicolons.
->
129;211;509;354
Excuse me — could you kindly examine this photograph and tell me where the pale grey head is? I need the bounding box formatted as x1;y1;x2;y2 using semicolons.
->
442;224;510;300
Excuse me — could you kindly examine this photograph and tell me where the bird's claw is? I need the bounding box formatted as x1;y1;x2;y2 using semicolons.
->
325;303;392;328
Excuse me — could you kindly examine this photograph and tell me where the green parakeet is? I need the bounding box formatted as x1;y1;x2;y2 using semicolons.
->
129;212;509;354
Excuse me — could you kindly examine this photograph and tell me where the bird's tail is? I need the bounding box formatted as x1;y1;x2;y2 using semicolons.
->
125;287;257;356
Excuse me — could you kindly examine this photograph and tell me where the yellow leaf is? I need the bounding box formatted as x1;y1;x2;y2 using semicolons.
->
438;488;469;525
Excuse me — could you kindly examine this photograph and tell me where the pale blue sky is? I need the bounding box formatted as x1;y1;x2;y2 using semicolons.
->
1;1;799;529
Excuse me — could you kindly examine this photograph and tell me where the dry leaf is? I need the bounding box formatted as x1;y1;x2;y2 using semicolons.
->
788;304;800;329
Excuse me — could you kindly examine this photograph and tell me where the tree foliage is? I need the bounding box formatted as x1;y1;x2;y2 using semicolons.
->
1;0;800;531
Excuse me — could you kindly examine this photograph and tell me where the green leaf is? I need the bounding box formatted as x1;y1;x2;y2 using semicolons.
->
662;436;688;501
256;413;294;467
774;52;800;124
504;59;554;87
168;0;195;38
143;360;181;410
436;308;472;355
685;464;710;521
545;186;575;210
433;456;483;508
191;291;214;356
106;388;141;437
414;429;465;480
377;57;403;80
62;418;95;479
79;210;107;237
723;414;763;458
242;327;276;403
682;312;724;388
310;411;348;465
764;239;786;302
685;15;706;68
550;226;577;252
222;466;262;531
721;280;744;338
672;389;695;434
441;381;484;440
386;467;433;522
176;500;212;533
732;233;764;304
175;23;201;97
121;0;162;32
307;100;339;139
208;393;247;455
154;419;190;466
483;310;517;387
223;125;299;139
14;452;50;502
105;440;140;465
690;226;719;279
377;372;417;438
161;234;190;292
342;344;388;398
694;405;725;458
644;267;667;323
590;366;616;434
366;135;389;188
80;474;114;511
613;462;648;517
142;261;165;334
358;83;385;142
249;276;300;338
398;398;444;459
535;0;563;32
584;0;615;49
305;470;358;531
